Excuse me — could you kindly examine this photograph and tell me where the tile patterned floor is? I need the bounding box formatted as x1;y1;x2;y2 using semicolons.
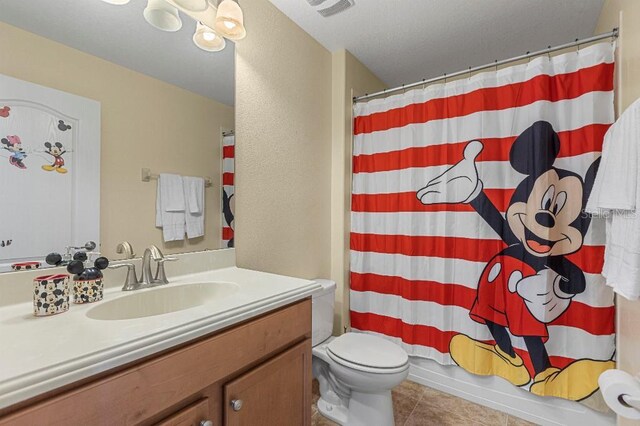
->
311;379;538;426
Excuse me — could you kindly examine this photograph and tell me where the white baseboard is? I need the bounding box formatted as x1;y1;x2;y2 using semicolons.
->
408;357;615;426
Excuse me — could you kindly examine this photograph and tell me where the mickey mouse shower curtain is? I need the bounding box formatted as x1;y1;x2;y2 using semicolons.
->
350;43;616;403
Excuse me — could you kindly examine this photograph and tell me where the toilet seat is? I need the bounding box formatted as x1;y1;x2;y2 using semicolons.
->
326;333;409;374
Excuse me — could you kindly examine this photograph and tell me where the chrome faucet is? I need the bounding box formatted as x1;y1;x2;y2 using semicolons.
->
109;245;178;291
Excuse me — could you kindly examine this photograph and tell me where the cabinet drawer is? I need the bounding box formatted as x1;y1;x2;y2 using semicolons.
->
155;398;210;426
0;299;311;426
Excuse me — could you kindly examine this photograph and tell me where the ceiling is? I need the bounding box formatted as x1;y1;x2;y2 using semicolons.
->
0;0;235;106
268;0;606;88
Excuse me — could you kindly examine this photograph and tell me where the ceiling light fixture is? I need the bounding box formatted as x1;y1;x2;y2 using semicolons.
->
214;0;246;40
144;0;183;32
102;0;245;52
193;21;226;52
173;0;208;12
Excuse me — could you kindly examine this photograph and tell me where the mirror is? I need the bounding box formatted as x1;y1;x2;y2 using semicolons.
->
0;0;235;272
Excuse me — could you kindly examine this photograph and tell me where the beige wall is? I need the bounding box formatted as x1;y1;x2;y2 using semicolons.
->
0;22;234;260
234;0;333;278
596;2;640;425
331;50;386;333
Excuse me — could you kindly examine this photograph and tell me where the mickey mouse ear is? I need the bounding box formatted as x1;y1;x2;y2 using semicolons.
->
509;121;560;176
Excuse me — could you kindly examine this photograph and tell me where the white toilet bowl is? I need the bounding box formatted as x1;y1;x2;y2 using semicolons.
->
312;334;409;426
311;279;409;426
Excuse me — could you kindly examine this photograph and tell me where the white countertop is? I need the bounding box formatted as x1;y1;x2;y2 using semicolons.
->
0;264;321;410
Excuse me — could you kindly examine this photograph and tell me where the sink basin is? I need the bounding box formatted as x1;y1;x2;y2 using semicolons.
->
86;282;239;320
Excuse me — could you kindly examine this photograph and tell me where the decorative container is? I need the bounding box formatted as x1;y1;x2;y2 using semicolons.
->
33;274;69;316
73;277;104;304
12;261;41;271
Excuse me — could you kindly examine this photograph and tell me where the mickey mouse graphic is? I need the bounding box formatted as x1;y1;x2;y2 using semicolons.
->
42;141;67;174
417;121;614;401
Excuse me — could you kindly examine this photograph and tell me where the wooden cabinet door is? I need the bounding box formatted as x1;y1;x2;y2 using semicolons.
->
155;398;211;426
224;339;312;426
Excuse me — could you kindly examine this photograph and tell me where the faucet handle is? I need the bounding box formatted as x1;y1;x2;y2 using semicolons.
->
154;256;178;284
108;262;139;291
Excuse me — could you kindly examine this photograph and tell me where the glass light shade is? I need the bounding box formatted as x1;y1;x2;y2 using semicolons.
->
214;0;246;40
193;22;226;52
144;0;182;32
100;0;131;4
173;0;208;12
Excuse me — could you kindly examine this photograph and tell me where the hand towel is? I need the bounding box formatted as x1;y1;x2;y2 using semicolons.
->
586;97;640;300
183;176;205;239
156;173;186;242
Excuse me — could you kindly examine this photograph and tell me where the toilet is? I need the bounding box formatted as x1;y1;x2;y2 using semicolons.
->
312;279;409;426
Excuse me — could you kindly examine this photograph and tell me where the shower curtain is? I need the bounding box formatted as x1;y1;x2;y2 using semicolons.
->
350;43;616;403
222;133;235;248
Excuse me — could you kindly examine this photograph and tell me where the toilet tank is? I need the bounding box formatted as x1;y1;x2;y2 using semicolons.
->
312;279;336;346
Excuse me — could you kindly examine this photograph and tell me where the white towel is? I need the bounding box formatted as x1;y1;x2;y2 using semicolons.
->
183;176;205;239
156;173;186;242
586;97;640;300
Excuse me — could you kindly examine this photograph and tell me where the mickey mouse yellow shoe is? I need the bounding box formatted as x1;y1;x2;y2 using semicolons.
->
55;167;68;174
41;165;55;171
449;334;531;387
530;360;615;400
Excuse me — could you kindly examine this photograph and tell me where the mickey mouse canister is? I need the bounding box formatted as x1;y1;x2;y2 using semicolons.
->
33;274;70;316
67;256;109;304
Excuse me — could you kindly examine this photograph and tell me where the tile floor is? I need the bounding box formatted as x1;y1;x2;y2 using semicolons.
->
311;379;537;426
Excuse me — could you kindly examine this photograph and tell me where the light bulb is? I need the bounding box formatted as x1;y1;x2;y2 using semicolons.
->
215;0;246;40
193;22;225;52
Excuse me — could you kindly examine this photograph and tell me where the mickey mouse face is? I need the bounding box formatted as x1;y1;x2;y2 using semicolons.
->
507;169;584;257
44;142;64;156
504;121;599;258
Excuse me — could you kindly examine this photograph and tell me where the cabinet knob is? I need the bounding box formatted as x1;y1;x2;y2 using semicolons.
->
230;399;243;412
200;421;213;426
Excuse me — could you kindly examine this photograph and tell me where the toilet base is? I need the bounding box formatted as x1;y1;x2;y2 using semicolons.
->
317;396;348;425
317;390;395;426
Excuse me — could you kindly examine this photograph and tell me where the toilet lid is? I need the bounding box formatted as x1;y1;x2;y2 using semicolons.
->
327;333;408;369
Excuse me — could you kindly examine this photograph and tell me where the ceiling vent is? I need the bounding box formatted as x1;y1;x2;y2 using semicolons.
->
306;0;354;17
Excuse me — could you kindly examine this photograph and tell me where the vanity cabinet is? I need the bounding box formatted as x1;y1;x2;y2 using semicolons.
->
0;299;312;426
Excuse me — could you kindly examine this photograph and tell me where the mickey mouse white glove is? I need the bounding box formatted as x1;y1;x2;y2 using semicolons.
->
510;268;574;324
417;140;484;205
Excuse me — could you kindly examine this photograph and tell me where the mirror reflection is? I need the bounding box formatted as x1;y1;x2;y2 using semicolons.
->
0;0;235;272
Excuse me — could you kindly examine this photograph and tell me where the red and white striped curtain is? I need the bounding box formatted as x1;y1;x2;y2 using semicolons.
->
222;133;235;248
351;43;616;403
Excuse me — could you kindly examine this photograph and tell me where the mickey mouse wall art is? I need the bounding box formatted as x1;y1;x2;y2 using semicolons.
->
42;141;67;173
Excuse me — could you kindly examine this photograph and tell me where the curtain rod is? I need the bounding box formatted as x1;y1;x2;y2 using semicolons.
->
354;28;618;103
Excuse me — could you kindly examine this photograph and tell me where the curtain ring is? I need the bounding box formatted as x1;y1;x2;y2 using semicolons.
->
468;67;472;80
526;51;531;63
443;73;447;84
494;60;498;72
547;46;552;60
422;79;426;90
576;39;581;54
